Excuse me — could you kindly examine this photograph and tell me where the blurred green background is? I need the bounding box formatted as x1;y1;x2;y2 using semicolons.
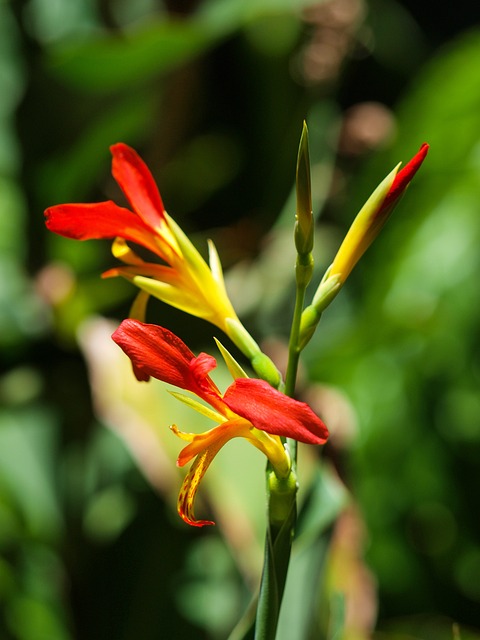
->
1;0;480;638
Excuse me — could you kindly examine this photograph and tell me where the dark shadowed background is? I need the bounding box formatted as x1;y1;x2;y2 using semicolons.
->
1;0;479;638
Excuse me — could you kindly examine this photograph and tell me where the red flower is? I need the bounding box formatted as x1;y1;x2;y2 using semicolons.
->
45;143;239;330
45;143;282;387
112;319;328;526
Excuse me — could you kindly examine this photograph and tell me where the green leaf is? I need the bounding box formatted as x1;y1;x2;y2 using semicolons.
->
46;0;324;93
47;19;217;92
254;467;298;640
255;499;297;640
327;592;346;640
39;92;156;203
275;464;349;640
0;407;62;539
296;462;349;541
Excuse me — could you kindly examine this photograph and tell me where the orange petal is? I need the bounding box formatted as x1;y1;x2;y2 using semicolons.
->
177;446;220;527
172;419;251;467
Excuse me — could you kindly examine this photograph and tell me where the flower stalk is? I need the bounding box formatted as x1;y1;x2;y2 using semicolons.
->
44;131;429;640
254;123;316;639
111;319;326;527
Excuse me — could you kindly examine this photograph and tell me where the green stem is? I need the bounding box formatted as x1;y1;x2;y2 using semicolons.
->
254;469;298;640
253;254;313;640
285;253;313;465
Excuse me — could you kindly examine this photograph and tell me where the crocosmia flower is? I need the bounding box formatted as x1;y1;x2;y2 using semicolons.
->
112;319;328;526
44;143;240;333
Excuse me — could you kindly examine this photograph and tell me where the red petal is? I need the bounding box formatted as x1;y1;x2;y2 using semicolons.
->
223;378;329;445
112;319;194;383
44;201;161;256
111;143;166;230
111;320;222;406
190;352;218;381
381;143;429;212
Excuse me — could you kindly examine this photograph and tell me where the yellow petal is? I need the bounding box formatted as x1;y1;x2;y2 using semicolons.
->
245;429;291;479
111;237;145;265
129;290;150;322
131;275;213;320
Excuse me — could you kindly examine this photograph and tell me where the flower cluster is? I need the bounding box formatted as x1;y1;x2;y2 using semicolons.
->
112;319;328;526
45;138;427;526
45;143;240;331
45;143;281;386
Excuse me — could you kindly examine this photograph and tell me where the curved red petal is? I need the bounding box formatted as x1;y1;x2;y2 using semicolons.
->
111;143;166;230
44;201;161;256
111;320;222;410
382;143;429;212
223;378;329;445
190;352;217;380
112;319;195;384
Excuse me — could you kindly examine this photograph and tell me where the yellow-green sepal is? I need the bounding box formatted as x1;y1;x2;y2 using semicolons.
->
213;338;249;380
